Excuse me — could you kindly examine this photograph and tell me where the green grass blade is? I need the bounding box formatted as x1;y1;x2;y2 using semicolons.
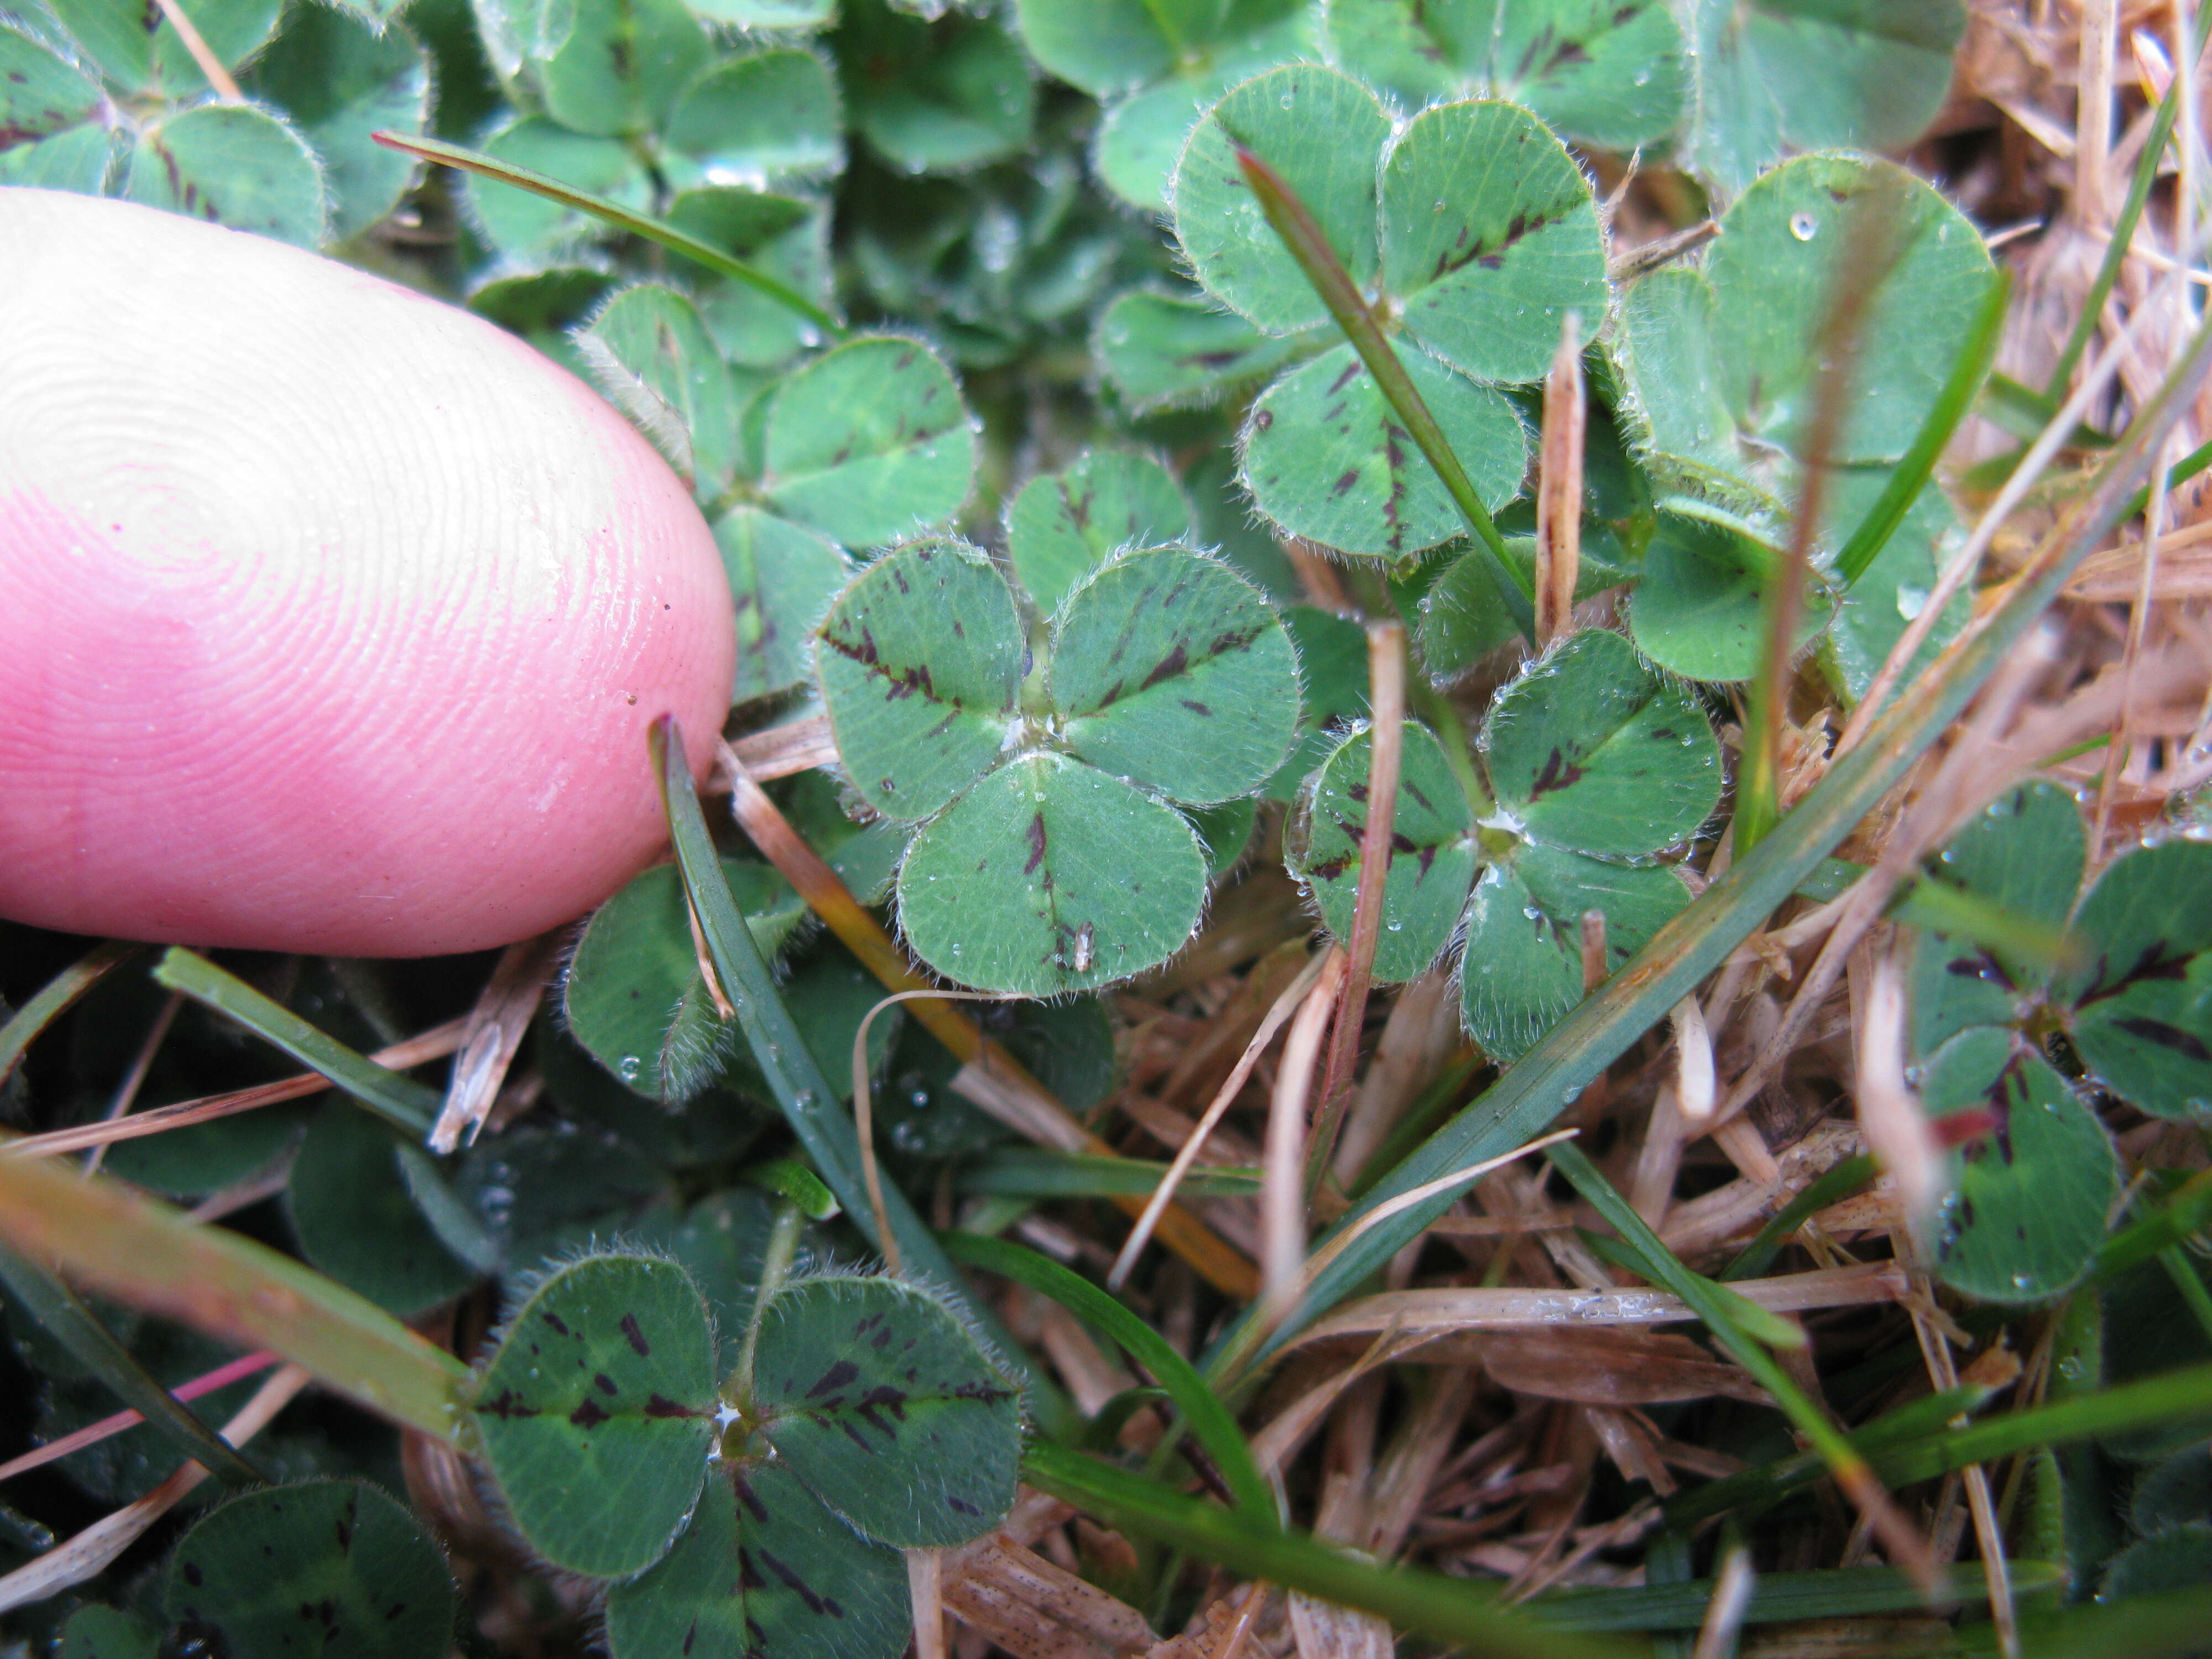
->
1024;1442;1637;1659
372;131;846;340
152;948;440;1138
957;1151;1262;1200
1835;270;2011;587
2043;4;2212;398
941;1230;1275;1522
1984;372;2115;449
0;1150;469;1439
1720;1155;1875;1282
1230;140;1537;643
2116;434;2212;523
651;718;961;1295
1549;1144;1877;1499
0;941;136;1087
1532;1561;2064;1632
1206;296;2212;1383
2095;1167;2212;1281
0;1245;267;1488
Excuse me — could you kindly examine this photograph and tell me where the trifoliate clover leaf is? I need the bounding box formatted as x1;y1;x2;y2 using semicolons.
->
1615;155;1993;512
469;1253;719;1579
1175;67;1608;378
564;857;809;1103
1050;546;1301;804
761;335;977;550
897;752;1210;994
539;0;709;139
579;284;742;496
1677;0;1966;200
1460;844;1693;1060
2060;841;2212;1120
815;538;1025;822
1014;0;1310;211
743;1276;1021;1547
664;48;844;186
48;0;280;100
0;25;107;185
1481;627;1721;859
603;1458;910;1659
720;506;852;703
1325;0;1690;154
1094;289;1307;414
1628;510;1833;684
1287;629;1718;1062
1912;782;2212;1124
1241;342;1528;560
1377;99;1610;387
1921;1028;2118;1305
1173;65;1392;337
124;106;328;248
288;1105;478;1317
837;0;1036;175
1006;450;1193;616
164;1479;456;1659
1287;721;1479;983
242;3;431;242
817;536;1298;992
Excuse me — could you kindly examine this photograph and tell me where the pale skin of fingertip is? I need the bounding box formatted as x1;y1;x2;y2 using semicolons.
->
0;186;738;958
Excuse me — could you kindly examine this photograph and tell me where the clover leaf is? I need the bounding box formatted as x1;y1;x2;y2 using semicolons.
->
1094;288;1308;414
1325;0;1691;154
836;0;1036;176
1615;154;1993;514
469;1254;721;1578
1288;628;1720;1061
241;3;432;242
1011;0;1310;211
163;1479;457;1658
1902;782;2212;1300
1172;65;1607;559
469;1252;1018;1659
1677;0;1966;199
564;856;813;1102
1006;449;1193;616
815;535;1300;994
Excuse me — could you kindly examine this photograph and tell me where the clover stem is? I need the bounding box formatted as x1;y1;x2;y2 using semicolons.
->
732;1198;805;1408
1404;676;1493;823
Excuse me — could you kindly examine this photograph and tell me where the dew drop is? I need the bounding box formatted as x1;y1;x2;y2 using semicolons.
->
1790;212;1818;241
616;1056;643;1083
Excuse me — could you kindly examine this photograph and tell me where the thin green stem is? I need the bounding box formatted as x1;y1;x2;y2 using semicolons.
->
372;132;847;339
1230;140;1537;643
1835;270;2011;587
0;1245;266;1488
0;941;136;1088
2116;434;2212;522
732;1199;804;1408
2043;2;2212;398
153;949;440;1138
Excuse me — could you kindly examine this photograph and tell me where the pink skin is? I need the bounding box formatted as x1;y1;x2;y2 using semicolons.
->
0;188;735;957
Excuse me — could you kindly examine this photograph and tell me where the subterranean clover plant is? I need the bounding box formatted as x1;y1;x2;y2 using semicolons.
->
469;1250;1021;1659
1907;784;2212;1303
16;0;2160;1652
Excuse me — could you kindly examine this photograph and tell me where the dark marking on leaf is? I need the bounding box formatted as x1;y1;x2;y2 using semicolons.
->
570;1397;611;1430
2111;1016;2212;1062
809;1359;860;1399
1528;748;1584;799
